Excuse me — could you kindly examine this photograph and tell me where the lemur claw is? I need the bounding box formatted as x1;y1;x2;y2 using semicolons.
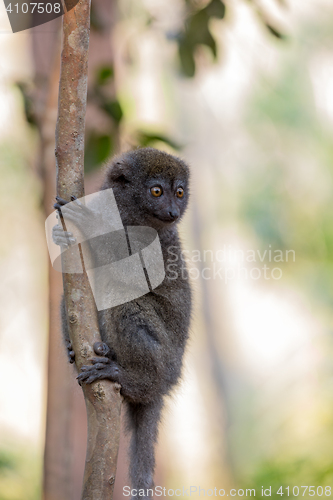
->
66;340;75;364
76;342;119;385
76;360;120;385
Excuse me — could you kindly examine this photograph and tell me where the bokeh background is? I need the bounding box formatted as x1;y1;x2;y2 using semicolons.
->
1;0;333;498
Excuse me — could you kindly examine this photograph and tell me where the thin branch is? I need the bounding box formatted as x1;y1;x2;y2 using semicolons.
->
55;1;122;498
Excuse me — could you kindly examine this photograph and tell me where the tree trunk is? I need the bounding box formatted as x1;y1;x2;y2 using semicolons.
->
55;1;122;497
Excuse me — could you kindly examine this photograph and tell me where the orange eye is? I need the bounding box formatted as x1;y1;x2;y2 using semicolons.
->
176;187;184;198
151;186;163;197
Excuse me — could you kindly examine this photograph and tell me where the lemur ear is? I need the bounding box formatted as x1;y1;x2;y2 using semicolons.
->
109;161;131;183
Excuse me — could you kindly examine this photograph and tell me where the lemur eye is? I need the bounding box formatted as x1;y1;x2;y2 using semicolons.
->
176;187;184;198
151;186;163;197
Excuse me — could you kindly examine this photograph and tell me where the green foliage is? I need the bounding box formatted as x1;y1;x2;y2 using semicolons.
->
0;445;41;500
0;450;15;472
177;0;226;77
239;20;333;309
84;132;113;173
15;82;37;127
265;23;286;40
178;40;196;78
240;164;289;249
248;458;333;500
96;65;114;86
176;0;286;77
83;64;122;172
205;0;226;18
101;100;123;123
136;131;181;150
84;65;179;170
90;2;106;32
249;64;315;132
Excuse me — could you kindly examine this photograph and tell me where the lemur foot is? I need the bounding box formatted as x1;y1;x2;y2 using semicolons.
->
66;340;75;364
77;341;120;385
77;358;120;385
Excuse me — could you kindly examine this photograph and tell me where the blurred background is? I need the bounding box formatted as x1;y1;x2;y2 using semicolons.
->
1;0;333;498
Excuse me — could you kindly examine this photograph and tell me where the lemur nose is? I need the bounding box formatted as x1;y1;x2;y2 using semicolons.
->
169;210;179;220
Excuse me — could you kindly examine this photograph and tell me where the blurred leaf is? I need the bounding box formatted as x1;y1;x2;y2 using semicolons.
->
136;131;181;150
0;450;15;472
96;65;114;86
84;133;113;172
15;82;37;127
188;10;217;55
90;2;105;32
101;100;123;123
205;0;226;19
177;0;226;76
178;39;196;77
0;445;41;500
146;14;155;26
266;23;286;40
255;5;287;41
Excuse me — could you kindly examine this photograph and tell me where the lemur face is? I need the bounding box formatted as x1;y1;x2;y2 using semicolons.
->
106;148;190;230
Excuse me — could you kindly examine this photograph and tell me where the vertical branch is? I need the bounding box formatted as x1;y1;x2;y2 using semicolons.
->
55;1;122;498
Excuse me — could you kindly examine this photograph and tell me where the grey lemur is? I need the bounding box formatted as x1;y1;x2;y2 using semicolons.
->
53;147;192;498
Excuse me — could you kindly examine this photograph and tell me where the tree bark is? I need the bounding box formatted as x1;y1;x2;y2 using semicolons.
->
55;1;122;498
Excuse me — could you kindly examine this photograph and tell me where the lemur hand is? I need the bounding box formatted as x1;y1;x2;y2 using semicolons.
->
54;195;99;238
52;196;75;248
52;222;76;248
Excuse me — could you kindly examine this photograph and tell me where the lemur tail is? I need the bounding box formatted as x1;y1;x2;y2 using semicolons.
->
125;399;163;500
